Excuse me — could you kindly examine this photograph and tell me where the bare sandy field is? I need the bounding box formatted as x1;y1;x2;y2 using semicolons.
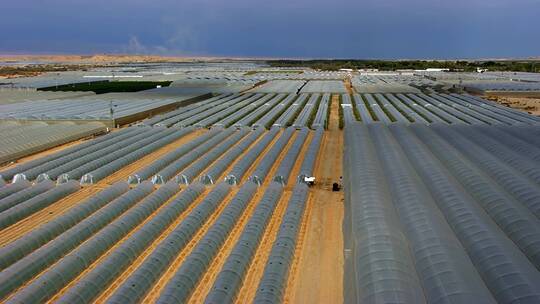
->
490;96;540;116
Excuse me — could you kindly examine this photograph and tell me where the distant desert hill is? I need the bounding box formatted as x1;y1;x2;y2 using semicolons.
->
0;54;202;64
0;54;247;77
0;54;269;65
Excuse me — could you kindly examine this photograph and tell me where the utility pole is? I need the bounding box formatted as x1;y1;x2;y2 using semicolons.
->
110;101;115;128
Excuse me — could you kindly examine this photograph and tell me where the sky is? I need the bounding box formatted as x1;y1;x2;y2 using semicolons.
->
1;0;539;59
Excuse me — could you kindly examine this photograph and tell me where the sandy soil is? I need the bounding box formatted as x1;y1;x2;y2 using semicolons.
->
0;55;194;65
0;130;110;172
235;132;311;304
93;128;252;302
96;129;206;186
0;129;206;247
141;130;280;303
489;96;540;116
47;188;188;303
185;130;287;303
95;129;278;303
0;127;203;181
285;94;344;304
0;187;99;246
344;77;354;95
5;183;172;303
0;54;247;78
90;130;259;302
0;54;270;67
235;191;291;303
92;185;210;303
186;187;261;303
185;130;300;303
142;188;241;303
0;108;345;303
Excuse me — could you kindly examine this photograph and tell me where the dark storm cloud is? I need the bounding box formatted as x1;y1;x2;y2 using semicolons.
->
0;0;539;58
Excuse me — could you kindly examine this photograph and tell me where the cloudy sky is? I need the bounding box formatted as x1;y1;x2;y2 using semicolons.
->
1;0;539;59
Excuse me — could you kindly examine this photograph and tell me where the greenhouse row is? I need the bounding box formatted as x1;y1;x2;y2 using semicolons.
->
345;93;540;125
145;92;328;130
0;121;106;165
0;123;322;303
0;95;200;121
0;126;191;183
343;122;540;303
1;68;539;304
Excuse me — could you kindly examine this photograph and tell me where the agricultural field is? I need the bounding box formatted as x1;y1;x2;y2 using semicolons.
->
343;93;540;125
0;88;96;105
301;80;347;93
251;80;306;93
0;94;202;122
0;66;539;304
343;121;540;303
0;121;107;164
352;75;423;93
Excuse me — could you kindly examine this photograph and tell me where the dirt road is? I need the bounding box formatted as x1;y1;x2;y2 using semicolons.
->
285;94;344;303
